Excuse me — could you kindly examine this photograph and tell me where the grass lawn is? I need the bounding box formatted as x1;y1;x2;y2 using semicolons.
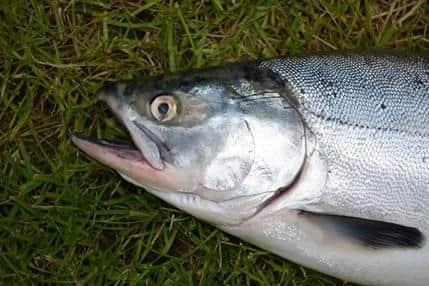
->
0;1;428;285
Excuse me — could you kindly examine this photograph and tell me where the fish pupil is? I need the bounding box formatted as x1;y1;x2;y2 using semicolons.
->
158;102;169;114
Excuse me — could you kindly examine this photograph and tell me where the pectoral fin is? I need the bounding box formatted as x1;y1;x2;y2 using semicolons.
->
298;210;425;249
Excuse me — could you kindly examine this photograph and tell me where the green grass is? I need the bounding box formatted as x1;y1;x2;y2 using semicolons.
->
0;0;428;285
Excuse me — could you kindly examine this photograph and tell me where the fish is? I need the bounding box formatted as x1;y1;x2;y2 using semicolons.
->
72;52;429;286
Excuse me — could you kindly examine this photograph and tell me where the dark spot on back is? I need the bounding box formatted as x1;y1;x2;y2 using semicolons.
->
363;56;374;66
321;78;334;88
414;75;424;87
381;103;386;110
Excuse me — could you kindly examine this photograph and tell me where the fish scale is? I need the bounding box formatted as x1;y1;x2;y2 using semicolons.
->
261;54;429;228
261;54;429;135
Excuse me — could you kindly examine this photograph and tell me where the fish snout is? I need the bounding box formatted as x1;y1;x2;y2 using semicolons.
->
96;83;131;122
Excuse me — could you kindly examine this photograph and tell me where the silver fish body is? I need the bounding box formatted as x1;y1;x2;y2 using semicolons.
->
73;53;429;285
262;54;429;230
224;54;429;285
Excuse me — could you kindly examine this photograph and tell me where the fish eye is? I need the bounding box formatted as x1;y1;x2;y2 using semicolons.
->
150;95;177;122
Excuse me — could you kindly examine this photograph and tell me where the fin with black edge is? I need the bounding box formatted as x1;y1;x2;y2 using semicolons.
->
298;210;425;249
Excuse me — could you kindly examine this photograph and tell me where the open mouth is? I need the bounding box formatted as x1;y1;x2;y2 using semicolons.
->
72;92;194;202
73;127;189;199
71;133;150;172
72;83;166;178
72;135;144;162
71;124;167;172
72;125;177;196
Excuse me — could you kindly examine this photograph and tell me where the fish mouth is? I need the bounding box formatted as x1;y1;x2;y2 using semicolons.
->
72;131;188;195
72;134;148;173
96;84;167;170
72;84;178;190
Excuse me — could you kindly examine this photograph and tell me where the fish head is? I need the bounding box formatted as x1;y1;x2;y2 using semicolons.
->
73;63;306;225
